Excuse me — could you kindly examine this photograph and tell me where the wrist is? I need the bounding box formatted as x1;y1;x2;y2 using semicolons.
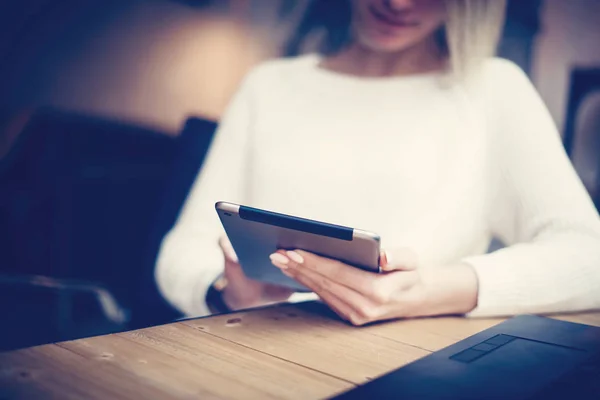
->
416;263;479;317
205;274;233;314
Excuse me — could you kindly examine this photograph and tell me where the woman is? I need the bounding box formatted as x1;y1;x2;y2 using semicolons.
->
155;0;600;325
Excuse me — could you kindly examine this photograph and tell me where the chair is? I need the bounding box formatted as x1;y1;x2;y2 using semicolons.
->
130;116;217;328
0;274;127;351
0;108;137;349
0;108;216;348
563;68;600;209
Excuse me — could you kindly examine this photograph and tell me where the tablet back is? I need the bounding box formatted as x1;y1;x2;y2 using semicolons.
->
216;202;380;291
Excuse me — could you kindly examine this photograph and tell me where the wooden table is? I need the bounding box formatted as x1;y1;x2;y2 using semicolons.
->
2;302;600;400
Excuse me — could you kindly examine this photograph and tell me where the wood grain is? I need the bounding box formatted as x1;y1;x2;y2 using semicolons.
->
0;344;176;400
361;316;505;351
184;303;430;384
551;311;600;327
1;317;351;400
2;301;600;400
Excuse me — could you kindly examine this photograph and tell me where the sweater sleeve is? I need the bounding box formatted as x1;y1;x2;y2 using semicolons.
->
154;68;258;317
462;59;600;317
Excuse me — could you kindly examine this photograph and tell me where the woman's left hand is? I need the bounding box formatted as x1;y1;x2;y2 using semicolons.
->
269;249;479;326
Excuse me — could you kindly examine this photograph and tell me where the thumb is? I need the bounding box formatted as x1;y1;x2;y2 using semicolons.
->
218;236;239;264
224;257;246;282
380;247;419;272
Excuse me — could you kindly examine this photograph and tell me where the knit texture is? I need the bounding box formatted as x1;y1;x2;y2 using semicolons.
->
156;54;600;318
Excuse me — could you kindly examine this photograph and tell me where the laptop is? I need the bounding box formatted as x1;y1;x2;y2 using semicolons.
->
332;315;600;399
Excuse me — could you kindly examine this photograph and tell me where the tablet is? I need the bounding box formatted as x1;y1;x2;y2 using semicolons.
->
215;201;381;291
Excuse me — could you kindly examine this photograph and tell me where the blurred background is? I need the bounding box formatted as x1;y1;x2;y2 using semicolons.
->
1;0;599;351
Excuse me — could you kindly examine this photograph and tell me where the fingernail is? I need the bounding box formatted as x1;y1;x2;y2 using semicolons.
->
270;253;289;269
380;250;388;266
287;251;304;264
382;250;392;266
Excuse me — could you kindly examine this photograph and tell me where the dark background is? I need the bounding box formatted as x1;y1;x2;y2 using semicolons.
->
1;0;599;351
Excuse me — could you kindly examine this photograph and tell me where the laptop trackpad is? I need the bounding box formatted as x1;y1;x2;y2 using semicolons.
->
450;335;588;399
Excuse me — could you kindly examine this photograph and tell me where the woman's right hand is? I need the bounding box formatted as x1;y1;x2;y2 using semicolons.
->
218;236;294;311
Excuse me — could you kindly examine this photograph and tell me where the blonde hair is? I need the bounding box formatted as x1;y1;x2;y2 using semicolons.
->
444;0;507;77
285;0;507;78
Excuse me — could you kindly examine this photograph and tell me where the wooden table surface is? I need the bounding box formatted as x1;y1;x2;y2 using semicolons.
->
2;301;600;400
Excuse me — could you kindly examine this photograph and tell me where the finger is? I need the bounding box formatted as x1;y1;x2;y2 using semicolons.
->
284;263;382;323
287;263;369;306
281;250;379;295
316;288;356;324
380;247;418;272
218;236;239;263
282;269;355;323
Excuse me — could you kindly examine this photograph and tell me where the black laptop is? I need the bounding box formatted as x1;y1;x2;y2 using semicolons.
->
332;315;600;399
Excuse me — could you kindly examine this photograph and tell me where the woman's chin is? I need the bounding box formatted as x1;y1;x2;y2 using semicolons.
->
358;37;414;54
356;30;420;53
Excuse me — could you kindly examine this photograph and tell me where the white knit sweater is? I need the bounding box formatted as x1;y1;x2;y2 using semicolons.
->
155;54;600;318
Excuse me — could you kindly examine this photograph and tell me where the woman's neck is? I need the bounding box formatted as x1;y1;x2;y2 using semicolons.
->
321;35;445;78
